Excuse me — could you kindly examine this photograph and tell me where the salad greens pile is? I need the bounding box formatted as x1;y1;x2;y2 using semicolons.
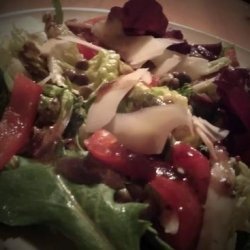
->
0;0;250;249
0;158;150;250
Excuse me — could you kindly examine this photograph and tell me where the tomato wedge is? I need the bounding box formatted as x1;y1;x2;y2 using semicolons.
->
171;142;211;203
84;129;156;181
76;16;105;59
0;74;42;169
77;44;98;60
149;176;203;250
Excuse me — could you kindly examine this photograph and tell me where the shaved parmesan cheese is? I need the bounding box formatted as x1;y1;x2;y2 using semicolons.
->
105;104;190;154
86;68;148;132
152;50;182;76
173;56;209;80
193;116;229;142
92;19;182;67
192;116;229;159
197;150;236;250
140;70;152;85
197;186;236;250
160;209;179;234
40;38;83;65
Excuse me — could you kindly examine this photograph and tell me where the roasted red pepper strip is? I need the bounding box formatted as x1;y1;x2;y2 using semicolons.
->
0;74;42;169
84;129;156;181
171;142;211;203
149;176;203;250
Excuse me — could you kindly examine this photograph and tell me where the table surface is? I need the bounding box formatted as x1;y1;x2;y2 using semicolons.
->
0;0;249;50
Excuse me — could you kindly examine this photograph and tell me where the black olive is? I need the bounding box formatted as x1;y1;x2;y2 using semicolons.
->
167;77;180;89
65;70;89;86
64;69;76;82
73;73;89;86
75;60;89;71
172;71;192;85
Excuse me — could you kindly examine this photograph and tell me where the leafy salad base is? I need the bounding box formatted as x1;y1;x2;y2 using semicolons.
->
0;6;250;250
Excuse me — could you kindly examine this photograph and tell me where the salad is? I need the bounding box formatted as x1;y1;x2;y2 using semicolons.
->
0;0;250;249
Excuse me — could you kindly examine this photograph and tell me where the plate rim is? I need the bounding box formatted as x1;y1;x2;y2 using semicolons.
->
0;7;249;55
0;7;109;19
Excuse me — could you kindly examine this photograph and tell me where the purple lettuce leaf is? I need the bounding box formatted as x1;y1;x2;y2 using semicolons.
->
108;0;168;37
214;67;250;165
214;67;250;129
168;41;191;54
190;43;222;61
168;41;222;61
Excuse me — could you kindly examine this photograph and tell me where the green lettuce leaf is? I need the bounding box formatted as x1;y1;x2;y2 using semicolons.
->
0;158;149;250
86;50;120;89
207;57;230;75
141;227;173;250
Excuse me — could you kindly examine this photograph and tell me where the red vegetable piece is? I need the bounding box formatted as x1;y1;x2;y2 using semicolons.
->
108;0;168;37
150;176;203;250
84;16;106;26
0;74;42;169
84;129;155;181
171;142;211;203
149;74;160;87
84;129;125;167
224;47;239;67
77;44;98;60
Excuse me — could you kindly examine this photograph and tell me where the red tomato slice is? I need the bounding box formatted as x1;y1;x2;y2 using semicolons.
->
77;44;98;60
84;129;125;167
0;74;42;169
149;74;160;87
171;142;211;204
84;129;156;181
150;176;203;250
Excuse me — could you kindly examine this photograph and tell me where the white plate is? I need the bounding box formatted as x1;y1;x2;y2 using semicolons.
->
0;7;250;68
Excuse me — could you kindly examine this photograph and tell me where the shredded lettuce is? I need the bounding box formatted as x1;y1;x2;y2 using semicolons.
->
41;39;82;66
48;56;67;87
6;26;46;55
0;27;47;89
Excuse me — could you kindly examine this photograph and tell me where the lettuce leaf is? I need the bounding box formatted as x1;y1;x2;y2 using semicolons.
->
0;157;149;250
141;227;173;250
168;41;222;61
215;67;250;165
108;0;168;37
86;50;120;89
215;67;250;130
234;161;250;233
